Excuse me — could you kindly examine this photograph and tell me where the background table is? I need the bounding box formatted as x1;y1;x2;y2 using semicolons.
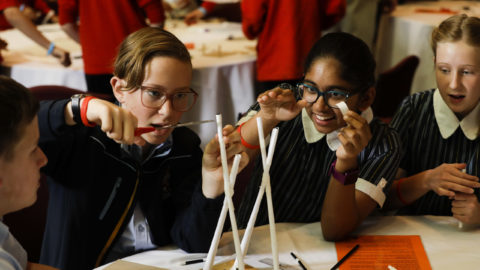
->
0;20;257;147
0;24;86;89
165;20;257;147
375;1;480;94
95;216;480;269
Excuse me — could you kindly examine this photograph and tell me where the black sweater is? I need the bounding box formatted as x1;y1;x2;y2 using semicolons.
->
38;99;223;270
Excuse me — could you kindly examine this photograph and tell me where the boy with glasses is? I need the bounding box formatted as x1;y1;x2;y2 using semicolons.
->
38;28;248;269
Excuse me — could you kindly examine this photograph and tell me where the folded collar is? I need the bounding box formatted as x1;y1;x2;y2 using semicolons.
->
433;89;480;140
302;107;374;150
121;136;173;163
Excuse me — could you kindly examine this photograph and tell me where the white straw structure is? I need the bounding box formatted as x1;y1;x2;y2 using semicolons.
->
202;114;244;270
233;118;279;270
257;118;279;270
203;154;242;270
458;169;466;229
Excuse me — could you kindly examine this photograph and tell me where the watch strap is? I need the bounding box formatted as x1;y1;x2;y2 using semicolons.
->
329;159;359;185
71;94;86;124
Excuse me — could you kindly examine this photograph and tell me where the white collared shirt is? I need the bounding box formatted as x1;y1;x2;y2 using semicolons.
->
302;107;374;150
238;106;387;206
433;89;480;140
238;106;374;151
300;106;388;205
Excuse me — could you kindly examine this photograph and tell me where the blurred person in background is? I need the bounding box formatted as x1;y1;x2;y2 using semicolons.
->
163;0;198;19
0;38;6;63
0;0;70;66
0;0;58;30
183;0;216;25
58;0;165;95
241;0;346;97
325;0;397;49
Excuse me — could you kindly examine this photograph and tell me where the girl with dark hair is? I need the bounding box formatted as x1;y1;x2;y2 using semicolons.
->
236;32;401;241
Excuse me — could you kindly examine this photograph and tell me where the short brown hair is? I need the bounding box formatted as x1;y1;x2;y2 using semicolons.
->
431;14;480;57
113;27;192;91
0;76;39;161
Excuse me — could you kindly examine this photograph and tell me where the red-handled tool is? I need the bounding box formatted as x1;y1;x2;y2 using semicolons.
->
134;120;214;137
134;127;155;136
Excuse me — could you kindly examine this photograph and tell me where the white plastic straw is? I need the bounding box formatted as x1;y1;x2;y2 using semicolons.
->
203;154;242;270
266;128;279;167
458;169;466;229
214;114;244;270
238;176;267;261
234;118;279;270
257;118;268;166
261;125;279;270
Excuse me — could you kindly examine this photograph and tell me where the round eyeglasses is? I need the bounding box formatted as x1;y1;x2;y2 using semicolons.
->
296;82;359;109
139;86;198;112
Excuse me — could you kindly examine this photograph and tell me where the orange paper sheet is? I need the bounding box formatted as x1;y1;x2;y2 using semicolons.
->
335;235;432;270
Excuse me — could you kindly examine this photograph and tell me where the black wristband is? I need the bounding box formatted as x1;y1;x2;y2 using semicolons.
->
71;94;86;124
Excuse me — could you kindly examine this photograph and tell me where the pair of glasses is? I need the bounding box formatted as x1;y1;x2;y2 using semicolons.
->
139;86;198;112
296;82;360;109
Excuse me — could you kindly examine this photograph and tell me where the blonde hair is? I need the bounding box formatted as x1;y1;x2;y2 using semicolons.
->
431;14;480;57
113;27;191;91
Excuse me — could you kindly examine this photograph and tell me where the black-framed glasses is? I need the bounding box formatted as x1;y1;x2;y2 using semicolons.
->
296;82;359;109
139;86;198;112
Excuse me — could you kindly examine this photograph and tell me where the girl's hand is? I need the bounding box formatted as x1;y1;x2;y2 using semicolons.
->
336;110;371;168
202;125;249;198
452;193;480;225
257;87;307;122
424;163;480;197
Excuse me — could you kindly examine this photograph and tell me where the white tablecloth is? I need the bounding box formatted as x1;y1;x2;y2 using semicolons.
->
165;20;257;146
0;24;86;89
0;21;257;147
375;1;480;94
95;216;480;270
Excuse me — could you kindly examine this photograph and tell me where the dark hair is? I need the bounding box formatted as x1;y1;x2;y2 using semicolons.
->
114;27;192;91
0;76;39;160
304;32;376;91
431;14;480;57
